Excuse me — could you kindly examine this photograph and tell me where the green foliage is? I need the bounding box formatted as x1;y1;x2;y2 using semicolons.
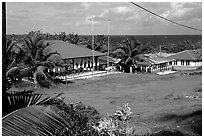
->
3;90;43;116
92;103;134;136
49;101;101;136
162;40;202;53
2;98;101;136
112;37;147;73
5;30;63;87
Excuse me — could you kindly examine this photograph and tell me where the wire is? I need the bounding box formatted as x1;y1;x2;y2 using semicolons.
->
131;2;202;32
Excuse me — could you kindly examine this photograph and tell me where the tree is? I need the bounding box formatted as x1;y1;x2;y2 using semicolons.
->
67;33;80;44
112;37;147;73
5;37;23;88
7;31;62;87
80;35;109;53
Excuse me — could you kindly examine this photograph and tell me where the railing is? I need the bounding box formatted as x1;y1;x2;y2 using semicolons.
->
57;71;121;81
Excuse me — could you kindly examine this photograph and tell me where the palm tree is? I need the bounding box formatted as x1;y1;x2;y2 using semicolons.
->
80;35;108;53
8;31;62;87
2;95;100;136
5;37;23;88
112;37;148;73
67;33;80;44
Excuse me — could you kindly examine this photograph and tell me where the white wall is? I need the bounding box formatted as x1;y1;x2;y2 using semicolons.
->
189;61;195;66
177;61;181;66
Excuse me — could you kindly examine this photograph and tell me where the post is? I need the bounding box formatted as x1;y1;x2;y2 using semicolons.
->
159;45;161;56
107;19;110;75
91;16;95;78
2;2;8;116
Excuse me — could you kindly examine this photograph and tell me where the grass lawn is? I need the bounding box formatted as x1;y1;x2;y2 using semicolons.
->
36;72;202;135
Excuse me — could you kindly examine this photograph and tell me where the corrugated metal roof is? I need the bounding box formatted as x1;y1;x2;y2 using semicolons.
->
136;54;174;66
168;49;202;61
149;56;174;64
44;40;105;59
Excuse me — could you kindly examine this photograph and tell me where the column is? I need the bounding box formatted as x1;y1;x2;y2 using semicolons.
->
72;58;75;71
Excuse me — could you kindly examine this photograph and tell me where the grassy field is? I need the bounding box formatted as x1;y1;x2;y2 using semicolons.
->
36;72;202;135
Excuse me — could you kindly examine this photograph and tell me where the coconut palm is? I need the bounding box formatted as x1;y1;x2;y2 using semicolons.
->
80;35;109;53
2;95;100;136
67;33;80;44
9;31;62;87
5;37;23;87
112;37;148;73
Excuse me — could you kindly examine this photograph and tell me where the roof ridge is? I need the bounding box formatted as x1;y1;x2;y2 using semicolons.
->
170;50;186;56
186;50;196;60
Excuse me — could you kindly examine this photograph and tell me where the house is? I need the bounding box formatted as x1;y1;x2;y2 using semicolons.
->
168;49;202;70
136;54;175;73
44;40;106;74
98;56;121;70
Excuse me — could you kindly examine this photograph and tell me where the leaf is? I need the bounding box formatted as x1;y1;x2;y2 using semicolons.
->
112;48;128;57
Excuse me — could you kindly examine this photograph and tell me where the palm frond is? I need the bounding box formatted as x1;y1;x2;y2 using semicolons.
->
24;38;32;51
124;57;133;65
3;90;43;116
38;61;55;68
2;104;69;136
17;66;35;78
43;51;60;61
6;67;20;77
6;40;19;54
112;48;128;57
7;59;18;71
131;47;140;57
35;93;64;105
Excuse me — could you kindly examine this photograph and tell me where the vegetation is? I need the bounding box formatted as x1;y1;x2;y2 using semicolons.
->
2;95;100;136
112;37;149;73
6;31;64;88
2;97;134;136
162;40;202;53
3;30;202;135
93;103;134;136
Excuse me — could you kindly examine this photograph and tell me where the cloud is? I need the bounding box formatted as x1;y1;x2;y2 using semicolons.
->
75;22;81;27
81;2;90;10
99;9;109;18
113;6;132;14
62;22;71;26
164;2;202;22
6;2;202;35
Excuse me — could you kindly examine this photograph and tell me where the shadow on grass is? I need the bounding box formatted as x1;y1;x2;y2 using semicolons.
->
155;110;202;136
151;130;185;136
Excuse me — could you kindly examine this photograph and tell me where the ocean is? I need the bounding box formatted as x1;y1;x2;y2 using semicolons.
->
8;34;202;46
79;35;202;46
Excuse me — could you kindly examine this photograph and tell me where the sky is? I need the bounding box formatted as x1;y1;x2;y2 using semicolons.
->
6;2;202;35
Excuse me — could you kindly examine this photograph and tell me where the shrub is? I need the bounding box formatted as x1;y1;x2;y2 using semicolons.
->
46;100;101;136
92;103;134;136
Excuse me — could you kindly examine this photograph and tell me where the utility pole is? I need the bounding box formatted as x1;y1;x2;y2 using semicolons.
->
91;16;95;78
107;19;110;75
159;45;161;56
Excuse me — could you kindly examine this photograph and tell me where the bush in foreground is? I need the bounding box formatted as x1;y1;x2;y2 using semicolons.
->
92;103;134;136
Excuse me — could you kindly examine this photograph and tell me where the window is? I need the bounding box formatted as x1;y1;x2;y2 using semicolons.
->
186;60;190;66
169;61;172;65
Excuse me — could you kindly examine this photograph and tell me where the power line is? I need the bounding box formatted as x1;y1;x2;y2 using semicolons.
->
131;2;202;32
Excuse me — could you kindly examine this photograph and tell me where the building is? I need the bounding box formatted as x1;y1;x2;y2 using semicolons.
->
168;49;202;70
136;54;175;73
44;40;106;74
